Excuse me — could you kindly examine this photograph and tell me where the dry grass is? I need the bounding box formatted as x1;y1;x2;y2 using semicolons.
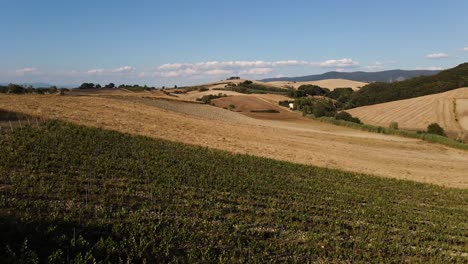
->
1;94;468;188
348;88;468;140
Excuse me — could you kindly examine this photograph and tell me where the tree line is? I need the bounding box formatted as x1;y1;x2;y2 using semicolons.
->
348;63;468;107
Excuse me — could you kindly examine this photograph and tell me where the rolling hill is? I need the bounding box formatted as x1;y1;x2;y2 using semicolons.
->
267;79;367;90
1;93;468;188
260;69;439;83
348;88;468;141
1;121;467;262
348;63;468;107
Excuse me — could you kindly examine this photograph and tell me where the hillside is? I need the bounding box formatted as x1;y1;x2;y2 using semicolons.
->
1;94;468;188
268;79;367;90
348;88;468;140
1;121;467;262
348;63;468;107
261;69;439;83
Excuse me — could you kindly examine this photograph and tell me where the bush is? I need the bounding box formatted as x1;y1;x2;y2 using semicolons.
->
196;94;227;104
335;111;361;124
427;123;446;137
389;122;399;130
250;109;280;113
228;104;236;110
198;86;209;92
7;84;25;94
295;97;337;117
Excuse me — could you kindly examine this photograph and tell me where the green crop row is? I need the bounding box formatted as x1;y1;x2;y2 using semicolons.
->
0;121;467;263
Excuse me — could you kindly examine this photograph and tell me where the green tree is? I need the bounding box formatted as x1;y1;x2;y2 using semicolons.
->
49;86;58;94
427;123;446;136
79;83;95;89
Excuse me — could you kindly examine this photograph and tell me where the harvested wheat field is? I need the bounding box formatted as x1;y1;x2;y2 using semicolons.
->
348;88;468;140
1;94;468;188
268;79;368;90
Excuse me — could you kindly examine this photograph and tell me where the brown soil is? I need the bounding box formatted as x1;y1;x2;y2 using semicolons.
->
211;96;298;120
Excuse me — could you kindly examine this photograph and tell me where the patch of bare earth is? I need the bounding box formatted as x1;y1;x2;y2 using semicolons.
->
211;96;298;120
1;94;467;188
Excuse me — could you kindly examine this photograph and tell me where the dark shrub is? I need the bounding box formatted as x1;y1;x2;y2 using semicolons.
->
427;123;446;137
335;111;361;124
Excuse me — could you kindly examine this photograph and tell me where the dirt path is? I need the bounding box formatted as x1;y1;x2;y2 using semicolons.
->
1;94;467;188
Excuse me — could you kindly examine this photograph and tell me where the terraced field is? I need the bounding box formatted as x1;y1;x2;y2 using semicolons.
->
348;88;468;140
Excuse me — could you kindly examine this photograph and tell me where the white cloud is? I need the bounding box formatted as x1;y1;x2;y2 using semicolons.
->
272;60;309;66
366;62;384;71
153;58;359;78
87;66;136;74
158;63;187;70
16;67;38;75
154;60;286;78
239;68;274;75
316;58;359;68
426;53;449;59
463;47;468;51
156;68;199;78
204;69;233;75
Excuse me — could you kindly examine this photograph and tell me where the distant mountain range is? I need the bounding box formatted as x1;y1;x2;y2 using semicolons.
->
348;63;468;107
0;82;54;88
260;70;440;83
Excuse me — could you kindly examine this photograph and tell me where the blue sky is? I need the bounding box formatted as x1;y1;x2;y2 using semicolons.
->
1;0;468;87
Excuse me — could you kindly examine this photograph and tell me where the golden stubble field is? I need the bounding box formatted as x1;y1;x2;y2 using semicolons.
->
1;93;468;188
348;88;468;140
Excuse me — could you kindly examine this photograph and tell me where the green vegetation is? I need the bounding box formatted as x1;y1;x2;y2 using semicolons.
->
217;80;288;95
294;97;337;117
389;122;399;130
335;111;361;124
198;86;209;92
249;109;280;113
76;83;156;91
427;123;446;137
196;93;227;104
311;116;468;150
228;104;235;111
278;100;294;108
349;63;468;107
327;88;355;108
0;84;61;95
0;121;467;262
288;84;330;98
